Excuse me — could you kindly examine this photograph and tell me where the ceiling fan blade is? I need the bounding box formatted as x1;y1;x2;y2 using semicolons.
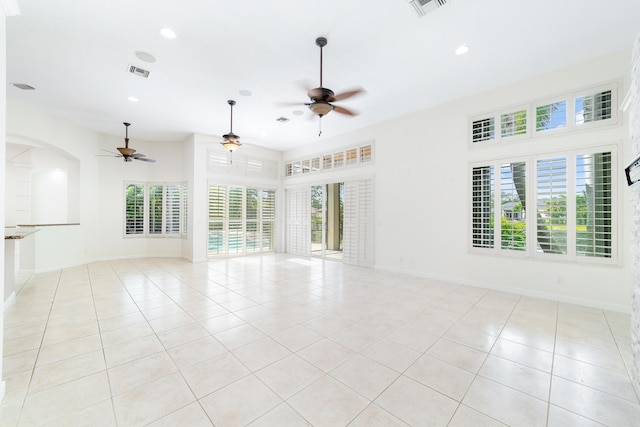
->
333;105;358;116
132;153;146;158
332;88;365;102
134;156;156;163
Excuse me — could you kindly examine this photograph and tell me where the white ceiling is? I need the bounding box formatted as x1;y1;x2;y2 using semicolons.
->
6;0;640;151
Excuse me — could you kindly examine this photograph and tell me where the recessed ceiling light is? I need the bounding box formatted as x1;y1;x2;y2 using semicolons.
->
160;28;177;39
276;117;290;123
239;90;252;96
455;44;470;55
292;110;304;116
128;96;139;102
135;51;156;63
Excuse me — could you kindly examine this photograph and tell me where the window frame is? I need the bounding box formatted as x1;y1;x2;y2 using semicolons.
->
469;145;618;265
123;181;188;238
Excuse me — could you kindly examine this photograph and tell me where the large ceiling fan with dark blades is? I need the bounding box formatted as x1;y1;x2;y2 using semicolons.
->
283;37;365;135
102;122;156;163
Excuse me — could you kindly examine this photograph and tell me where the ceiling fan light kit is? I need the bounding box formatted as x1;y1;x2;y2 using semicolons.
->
220;100;242;160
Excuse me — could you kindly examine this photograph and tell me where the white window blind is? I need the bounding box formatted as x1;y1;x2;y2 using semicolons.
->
471;166;494;249
536;101;567;132
472;117;495;143
536;157;568;255
343;179;374;267
500;162;526;251
285;187;311;256
125;182;187;237
575;152;612;258
148;185;163;235
125;183;145;235
164;184;182;235
208;186;275;257
576;90;612;125
501;110;527;138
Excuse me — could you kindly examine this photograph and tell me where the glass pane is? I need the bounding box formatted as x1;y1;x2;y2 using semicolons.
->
360;145;372;163
501;110;527;138
302;159;310;173
471;166;494;248
536;157;567;254
125;183;145;235
536;101;567;132
228;222;243;254
576;90;612;124
311;157;320;172
228;187;243;220
208;221;224;255
500;162;526;251
285;163;292;177
472;117;495;143
262;221;274;250
208;186;226;220
311;185;324;255
576;152;612;258
346;149;357;165
245;221;259;252
262;190;275;221
246;188;259;220
334;152;344;168
148;185;163;235
164;185;181;234
323;154;332;169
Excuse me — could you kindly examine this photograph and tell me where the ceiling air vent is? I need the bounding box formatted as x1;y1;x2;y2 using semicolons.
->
128;64;150;78
409;0;449;17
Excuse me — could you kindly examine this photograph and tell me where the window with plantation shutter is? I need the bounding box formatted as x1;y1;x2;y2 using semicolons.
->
472;117;495;143
343;179;374;267
208;186;226;255
208;186;275;257
262;190;275;251
471;148;615;263
536;157;567;254
125;183;145;235
164;184;182;235
334;152;344;168
500;162;526;251
285;187;311;256
576;152;612;258
148;185;163;235
576;90;612;125
501;110;527;138
471;166;494;248
536;101;566;132
125;182;187;237
323;154;332;170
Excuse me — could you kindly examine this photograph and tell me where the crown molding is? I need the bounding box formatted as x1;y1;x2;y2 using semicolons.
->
0;0;20;17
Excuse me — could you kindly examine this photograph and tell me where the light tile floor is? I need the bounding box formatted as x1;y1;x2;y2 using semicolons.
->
0;254;639;426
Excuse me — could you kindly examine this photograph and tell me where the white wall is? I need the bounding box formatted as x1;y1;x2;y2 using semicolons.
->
284;50;633;311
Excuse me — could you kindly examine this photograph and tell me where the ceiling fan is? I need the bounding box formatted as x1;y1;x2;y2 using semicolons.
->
283;37;365;135
103;122;156;163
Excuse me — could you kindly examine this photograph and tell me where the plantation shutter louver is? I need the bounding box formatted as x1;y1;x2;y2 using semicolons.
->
262;190;275;251
472;117;495;143
285;187;311;256
208;186;226;255
125;183;145;235
576;90;612;124
500;162;526;251
343;179;374;267
536;101;567;132
164;184;181;235
536;157;567;254
471;166;494;248
576;152;613;258
501;110;527;138
148;185;163;235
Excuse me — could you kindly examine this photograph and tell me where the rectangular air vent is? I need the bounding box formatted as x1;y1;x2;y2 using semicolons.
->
128;65;150;78
409;0;449;17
